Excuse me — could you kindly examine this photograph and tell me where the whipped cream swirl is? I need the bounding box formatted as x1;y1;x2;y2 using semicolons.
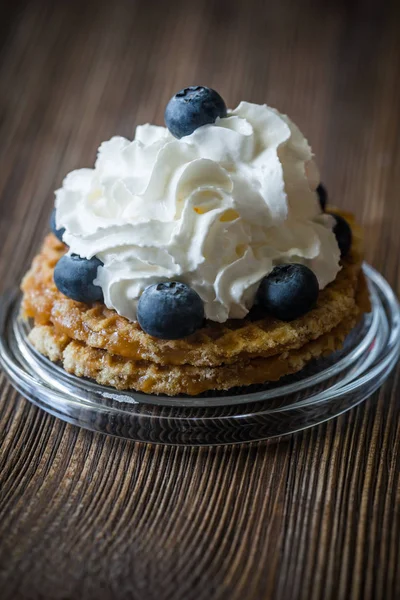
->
55;102;340;323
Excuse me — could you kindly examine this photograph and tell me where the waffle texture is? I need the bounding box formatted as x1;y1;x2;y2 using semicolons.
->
21;211;370;395
28;282;366;396
22;213;365;367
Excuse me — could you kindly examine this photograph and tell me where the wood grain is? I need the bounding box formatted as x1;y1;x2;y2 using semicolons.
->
0;0;400;598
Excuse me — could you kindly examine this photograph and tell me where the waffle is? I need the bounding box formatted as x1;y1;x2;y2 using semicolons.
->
27;270;369;396
21;210;370;395
21;212;366;368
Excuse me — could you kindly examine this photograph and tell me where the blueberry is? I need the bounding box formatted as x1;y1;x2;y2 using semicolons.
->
137;281;204;339
317;183;328;212
50;208;66;243
328;213;352;257
54;254;104;303
257;264;319;321
164;86;227;139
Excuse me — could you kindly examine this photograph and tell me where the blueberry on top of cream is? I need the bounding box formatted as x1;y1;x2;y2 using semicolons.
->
165;86;227;139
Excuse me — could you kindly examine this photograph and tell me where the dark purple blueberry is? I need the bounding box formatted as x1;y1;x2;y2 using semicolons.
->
137;281;204;339
317;183;328;212
164;86;227;139
328;213;352;257
54;254;104;303
50;208;66;243
257;264;319;321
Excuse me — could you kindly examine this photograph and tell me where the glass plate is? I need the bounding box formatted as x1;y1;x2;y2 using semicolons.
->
0;264;399;445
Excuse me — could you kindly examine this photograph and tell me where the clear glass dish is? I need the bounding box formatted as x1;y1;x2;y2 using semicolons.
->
0;264;399;445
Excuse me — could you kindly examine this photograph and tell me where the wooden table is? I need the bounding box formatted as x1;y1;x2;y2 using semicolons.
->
1;1;399;598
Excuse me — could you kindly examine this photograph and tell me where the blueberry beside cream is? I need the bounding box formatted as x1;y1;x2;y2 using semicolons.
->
52;86;352;339
54;254;104;304
137;281;204;339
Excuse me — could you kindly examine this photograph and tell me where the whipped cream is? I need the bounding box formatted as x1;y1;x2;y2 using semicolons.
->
55;102;341;323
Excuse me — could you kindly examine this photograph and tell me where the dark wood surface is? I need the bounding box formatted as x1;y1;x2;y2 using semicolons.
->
1;1;400;598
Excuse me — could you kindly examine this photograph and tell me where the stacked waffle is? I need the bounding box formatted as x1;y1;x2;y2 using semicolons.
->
21;213;369;396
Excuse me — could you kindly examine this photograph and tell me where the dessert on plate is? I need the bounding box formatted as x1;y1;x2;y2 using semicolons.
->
21;86;370;396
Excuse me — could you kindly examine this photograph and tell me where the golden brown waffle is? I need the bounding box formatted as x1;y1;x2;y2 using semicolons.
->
27;270;369;396
21;213;365;368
